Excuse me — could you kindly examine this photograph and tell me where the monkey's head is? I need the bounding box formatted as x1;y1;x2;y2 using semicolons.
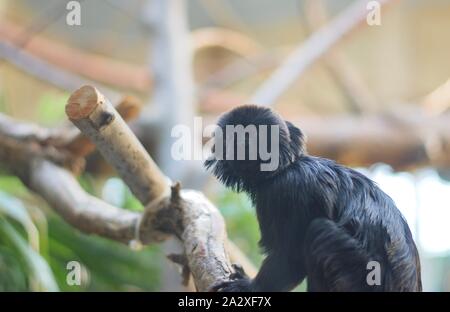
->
204;105;306;191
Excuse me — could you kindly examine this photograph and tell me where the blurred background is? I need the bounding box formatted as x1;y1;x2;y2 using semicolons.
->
0;0;449;291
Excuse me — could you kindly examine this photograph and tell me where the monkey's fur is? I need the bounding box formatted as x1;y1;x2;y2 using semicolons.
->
205;105;422;292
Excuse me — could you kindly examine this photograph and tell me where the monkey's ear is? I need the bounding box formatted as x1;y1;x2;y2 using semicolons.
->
285;121;306;156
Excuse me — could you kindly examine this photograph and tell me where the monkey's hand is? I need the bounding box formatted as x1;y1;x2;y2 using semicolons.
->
210;277;252;292
210;264;253;292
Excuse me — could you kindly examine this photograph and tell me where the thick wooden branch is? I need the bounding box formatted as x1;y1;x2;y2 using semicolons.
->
0;132;139;242
29;159;140;242
0;97;141;157
0;112;62;144
0;124;84;175
0;94;143;174
65;85;254;291
0;121;236;288
62;95;142;158
66;86;169;204
0;122;245;291
0;87;257;291
138;184;235;291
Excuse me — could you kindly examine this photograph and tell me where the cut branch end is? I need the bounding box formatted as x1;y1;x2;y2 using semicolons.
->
66;85;105;120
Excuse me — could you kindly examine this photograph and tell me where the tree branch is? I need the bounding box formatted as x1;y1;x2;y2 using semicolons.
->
0;19;151;93
0;122;237;289
303;0;378;114
0;129;138;242
296;109;450;170
0;19;262;95
0;41;121;103
65;85;254;290
62;95;143;158
29;159;140;242
66;86;169;205
0;85;257;291
0;112;62;144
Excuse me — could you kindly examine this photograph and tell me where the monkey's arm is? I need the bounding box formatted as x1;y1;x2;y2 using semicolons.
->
213;251;306;292
252;251;306;291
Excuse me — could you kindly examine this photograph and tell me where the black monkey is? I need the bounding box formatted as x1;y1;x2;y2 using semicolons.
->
205;105;422;292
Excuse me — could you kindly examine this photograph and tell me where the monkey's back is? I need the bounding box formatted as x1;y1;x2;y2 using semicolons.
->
254;156;422;291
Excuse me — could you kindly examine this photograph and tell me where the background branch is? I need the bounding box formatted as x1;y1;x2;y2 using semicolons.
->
303;0;378;114
0;41;121;103
250;0;393;106
297;109;450;170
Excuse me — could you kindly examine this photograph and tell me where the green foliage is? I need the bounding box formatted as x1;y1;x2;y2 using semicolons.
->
0;175;30;198
77;174;97;195
78;175;144;211
0;175;160;292
101;177;144;211
47;216;161;291
37;93;69;126
0;219;59;291
0;245;28;291
0;191;58;291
